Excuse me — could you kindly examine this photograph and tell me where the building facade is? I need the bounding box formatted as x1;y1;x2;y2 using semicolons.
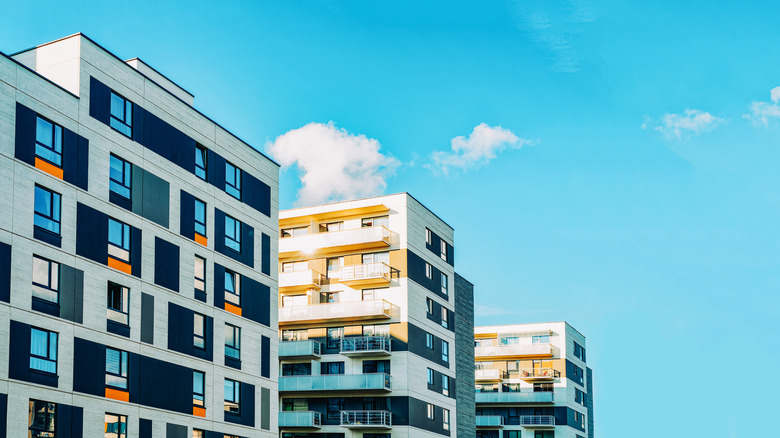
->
276;193;474;438
474;322;593;438
0;34;279;437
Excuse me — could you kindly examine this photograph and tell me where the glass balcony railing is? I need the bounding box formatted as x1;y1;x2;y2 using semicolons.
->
476;415;505;428
475;392;554;404
279;270;323;291
340;263;391;286
340;336;392;355
279;340;322;359
279;299;395;325
340;410;392;428
474;343;554;358
475;369;507;381
279;373;392;392
279;411;322;428
519;415;556;427
279;226;393;258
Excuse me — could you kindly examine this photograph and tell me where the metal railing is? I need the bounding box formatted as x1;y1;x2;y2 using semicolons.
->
279;340;322;358
340;336;392;354
340;410;392;428
516;368;559;379
279;270;323;289
475;392;554;404
279;226;392;255
475;415;505;427
279;299;394;324
519;415;556;426
279;373;392;392
278;411;322;428
340;262;391;282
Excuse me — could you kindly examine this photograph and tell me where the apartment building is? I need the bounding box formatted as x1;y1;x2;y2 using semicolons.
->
0;34;278;437
474;322;594;438
276;193;474;438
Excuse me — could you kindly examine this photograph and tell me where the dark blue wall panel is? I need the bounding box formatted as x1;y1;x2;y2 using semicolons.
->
261;233;270;275
167;302;213;361
0;242;10;303
242;276;270;327
72;338;106;397
139;419;152;438
179;190;195;240
14;102;36;166
75;203;108;265
213;263;225;309
154;237;180;292
244;173;271;217
89;76;111;125
407;250;447;301
261;336;270;378
213;208;255;268
225;382;255;427
0;393;6;438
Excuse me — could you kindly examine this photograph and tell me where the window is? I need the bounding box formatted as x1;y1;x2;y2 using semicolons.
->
35;115;63;166
442;340;449;363
362;288;388;301
281;226;308;238
507;431;520;438
426;403;435;420
282;363;311;376
426;298;434;316
362;360;390;374
282;294;308;307
362;216;389;228
425;262;432;279
573;364;583;377
194;198;207;236
105;347;129;390
327;397;344;420
194;313;206;349
195;144;207;180
224;379;240;414
427;368;434;385
104;413;127;438
194;256;206;294
107;282;130;325
110;91;133;137
574;341;586;362
321;361;345;375
224;269;240;306
442;375;450;396
282;398;309;412
575;388;585;405
327;327;343;349
32;256;59;304
326;257;343;279
108;218;131;263
441;307;449;329
193;430;204;438
532;334;550;344
440;240;447;261
193;371;205;408
443;408;450;430
30;327;57;374
28;400;56;438
224;214;241;253
319;221;343;232
440;272;448;296
282;329;308;342
225;323;240;360
534;382;554;392
425;333;434;349
574;411;585;427
282;261;307;272
425;227;432;245
225;161;241;199
362;324;390;337
361;252;389;264
34;186;61;235
109;155;132;199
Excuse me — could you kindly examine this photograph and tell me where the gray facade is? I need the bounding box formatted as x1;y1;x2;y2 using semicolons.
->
455;273;476;437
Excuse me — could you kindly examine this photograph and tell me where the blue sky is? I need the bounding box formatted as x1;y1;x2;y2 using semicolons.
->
3;1;780;436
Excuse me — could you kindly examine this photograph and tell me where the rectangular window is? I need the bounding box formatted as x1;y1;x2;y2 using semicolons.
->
362;251;389;264
194;198;207;236
425;262;432;279
225;161;242;200
321;361;345;375
575;388;585;405
427;403;435;420
109;155;132;199
224;269;240;306
441;272;448;296
319;221;343;232
440;240;447;261
225;323;240;360
326;257;343;279
35;115;63;166
107;282;130;325
425;333;434;349
426;298;434;317
281;226;308;238
193;430;204;438
34;186;61;235
507;431;520;438
362;360;390;374
327;397;344;421
427;368;434;385
108;218;131;263
110;91;133;137
195;144;207;180
441;307;449;329
362;216;389;228
282;329;309;342
327;327;343;349
194;313;206;349
28;400;56;438
193;370;205;407
281;261;307;272
532;334;550;344
282;363;312;376
104;413;127;438
224;379;240;414
105;347;129;390
194;256;206;294
573;364;583;377
442;340;449;363
534;382;554;392
32;255;59;304
224;214;241;253
574;341;586;362
425;227;432;245
30;327;57;374
443;408;450;430
442;375;449;396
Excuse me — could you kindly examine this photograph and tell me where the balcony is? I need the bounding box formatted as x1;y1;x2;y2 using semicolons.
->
476;415;505;428
280;270;323;293
475;392;554;404
279;340;322;359
519;415;556;428
340;336;392;356
474;343;554;360
279;299;395;326
278;411;322;429
516;368;559;381
340;410;392;429
279;226;393;259
279;373;392;393
475;369;507;382
339;263;392;288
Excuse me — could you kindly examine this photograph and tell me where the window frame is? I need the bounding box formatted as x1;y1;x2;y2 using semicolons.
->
109;154;132;200
427;368;434;385
34;185;61;236
224;269;241;306
441;340;449;363
224;214;242;253
440;272;448;296
193;370;206;408
442;375;449;396
194;198;207;237
441;306;449;329
194;255;206;294
29;327;58;375
225;161;242;200
440;239;447;261
425;227;432;245
426;298;434;317
104;412;128;438
195;144;208;180
109;90;133;137
105;347;129;390
194;312;207;350
225;323;241;360
28;399;57;438
427;403;435;420
107;218;131;263
35;115;63;167
32;255;60;304
224;378;241;415
425;332;434;350
443;408;450;430
107;282;130;326
425;262;432;280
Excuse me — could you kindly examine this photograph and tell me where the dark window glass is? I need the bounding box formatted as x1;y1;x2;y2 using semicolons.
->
35;116;63;166
425;333;434;349
194;199;207;236
225;323;240;359
34;186;61;235
28;400;56;438
194;313;206;349
224;270;240;306
282;363;312;376
109;91;133;137
427;368;434;385
193;370;205;407
327;327;343;349
30;328;57;374
362;360;390;374
107;282;130;325
442;340;449;363
321;361;344;375
107;218;131;263
105;347;129;390
225;162;241;199
224;379;240;414
224;215;241;252
195;144;207;180
104;413;127;438
327;398;344;420
32;256;59;304
109;155;132;199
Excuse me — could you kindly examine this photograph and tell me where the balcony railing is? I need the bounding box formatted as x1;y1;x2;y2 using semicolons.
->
279;299;395;326
476;415;505;428
278;411;322;428
279;226;392;259
279;270;323;292
475;369;507;381
474;343;554;359
279;340;322;359
516;368;559;380
340;410;392;428
340;336;392;356
279;373;392;392
519;415;556;427
340;263;392;287
475;392;554;404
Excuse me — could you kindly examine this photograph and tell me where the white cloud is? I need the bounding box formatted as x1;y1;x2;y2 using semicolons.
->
429;123;534;174
744;86;780;127
653;109;725;139
267;122;400;206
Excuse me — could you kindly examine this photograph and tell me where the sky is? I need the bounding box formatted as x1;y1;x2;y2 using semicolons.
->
3;1;780;436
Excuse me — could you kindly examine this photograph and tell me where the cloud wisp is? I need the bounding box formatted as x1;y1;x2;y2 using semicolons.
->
744;86;780;127
267;122;400;207
649;110;726;140
429;123;534;175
